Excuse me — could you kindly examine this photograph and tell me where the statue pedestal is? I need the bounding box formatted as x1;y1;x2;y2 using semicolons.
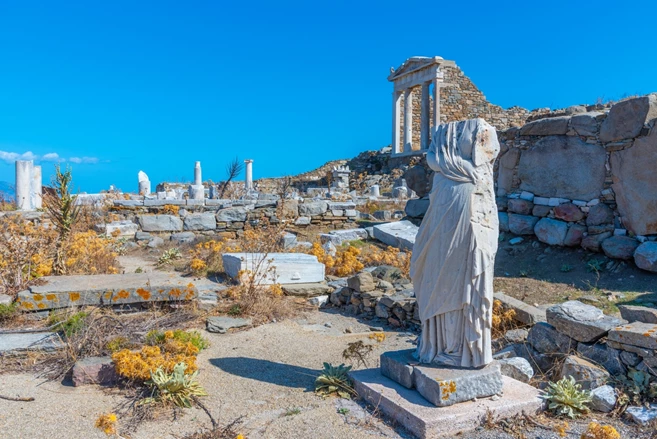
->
381;349;503;407
349;349;543;438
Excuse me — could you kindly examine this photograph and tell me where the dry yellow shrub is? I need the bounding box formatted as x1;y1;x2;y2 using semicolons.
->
189;239;242;274
369;332;386;342
161;204;180;215
581;423;620;439
112;345;198;381
309;242;410;278
360;245;411;277
492;299;517;338
64;231;119;275
95;413;118;435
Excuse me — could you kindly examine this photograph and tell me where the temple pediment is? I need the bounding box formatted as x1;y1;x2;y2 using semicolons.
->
388;56;455;82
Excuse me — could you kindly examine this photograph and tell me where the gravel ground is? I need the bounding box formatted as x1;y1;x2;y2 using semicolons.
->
0;310;648;439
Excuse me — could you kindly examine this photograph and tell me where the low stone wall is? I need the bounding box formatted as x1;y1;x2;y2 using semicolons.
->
105;198;359;239
495;94;657;272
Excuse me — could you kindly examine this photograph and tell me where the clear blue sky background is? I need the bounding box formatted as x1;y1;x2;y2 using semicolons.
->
1;0;656;193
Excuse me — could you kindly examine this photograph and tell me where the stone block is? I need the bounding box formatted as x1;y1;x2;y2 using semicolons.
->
405;198;430;218
547;301;626;342
590;385;617;412
494;292;546;325
413;362;504;407
626;405;657;425
586;203;614;226
576;342;626;376
608;321;657;350
599;95;657;143
298;201;328;216
507;199;534;215
581;232;612;252
0;332;62;353
601;236;639;260
347;271;376;293
113;200;143;207
508;214;539;235
147;236;164;248
635;242;657;272
327;229;368;244
138;215;183;232
186;199;204;206
281;283;332;298
170;232;196;244
372;220;418;251
571;112;603;137
72;356;118;387
553;203;584;222
216;207;248;222
532;205;551;217
380;349;415;389
373;210;392;221
99;220;138;237
351;369;543;439
534;218;568;246
206;316;251;334
560;356;609;389
618;305;657;324
519;116;570;136
498;357;534;383
564;224;587;247
295;216;311;226
221;253;325;285
518;136;606;200
527;322;575;354
183;213;216;231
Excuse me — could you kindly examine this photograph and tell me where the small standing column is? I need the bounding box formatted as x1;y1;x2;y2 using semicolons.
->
15;160;34;210
244;159;254;191
392;91;402;154
403;89;413;152
432;78;442;128
138;171;151;195
31;165;42;209
421;82;431;150
189;161;205;200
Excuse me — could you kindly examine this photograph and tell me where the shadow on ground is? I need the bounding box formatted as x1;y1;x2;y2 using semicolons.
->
209;357;319;391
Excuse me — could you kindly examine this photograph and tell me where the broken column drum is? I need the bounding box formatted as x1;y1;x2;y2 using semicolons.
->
410;118;500;368
138;171;151;196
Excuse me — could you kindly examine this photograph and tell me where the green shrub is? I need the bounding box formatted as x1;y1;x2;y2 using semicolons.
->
541;376;592;418
145;329;209;352
315;363;357;399
49;311;89;338
0;302;18;322
141;362;208;408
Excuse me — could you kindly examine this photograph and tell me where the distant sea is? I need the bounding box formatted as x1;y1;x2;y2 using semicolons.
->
0;181;15;201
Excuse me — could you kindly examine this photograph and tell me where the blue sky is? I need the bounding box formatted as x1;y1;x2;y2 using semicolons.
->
0;0;655;193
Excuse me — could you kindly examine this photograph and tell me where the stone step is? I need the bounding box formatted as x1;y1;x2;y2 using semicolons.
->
16;272;199;311
0;332;63;353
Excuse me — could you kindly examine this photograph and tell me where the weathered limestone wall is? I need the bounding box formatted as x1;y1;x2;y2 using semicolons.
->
494;94;657;271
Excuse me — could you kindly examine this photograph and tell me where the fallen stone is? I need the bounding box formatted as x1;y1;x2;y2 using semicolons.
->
601;236;640;260
618;305;657;324
577;342;626;376
608;321;657;350
553;203;584;222
634;242;657;273
519;116;570;136
347;271;376;293
281;283;332;298
504;328;528;344
327;229;368;244
280;232;297;249
206;316;251;334
547;301;626;342
0;332;62;353
590;385;617;413
403;166;432;198
508;214;539;235
571;112;603;137
626;405;657;425
405;198;430;218
527;322;574;354
513;343;556;374
372;220;418;251
413;362;503;407
138;215;183;232
371;265;404;283
72;356;118;387
564;224;587;247
170;232;196;245
373;210;392;221
581;232;612;252
599;95;657;143
518;136;606;201
307;295;329;307
534;218;568;246
507;199;534;215
16;273;199;310
560;355;609;389
586;203;614;227
222;253;325;285
498;357;533;383
494;292;546;325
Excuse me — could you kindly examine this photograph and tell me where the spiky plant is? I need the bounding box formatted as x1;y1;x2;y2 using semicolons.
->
541;376;592;418
43;164;80;275
141;362;208;408
315;362;357;399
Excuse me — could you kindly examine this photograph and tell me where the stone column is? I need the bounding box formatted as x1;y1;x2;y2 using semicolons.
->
194;161;202;185
138;171;151;195
421;82;431;150
392;91;402;154
31;165;42;209
15;160;33;210
370;184;380;197
432;79;442;128
245;159;254;191
403;89;413;152
189;161;205;200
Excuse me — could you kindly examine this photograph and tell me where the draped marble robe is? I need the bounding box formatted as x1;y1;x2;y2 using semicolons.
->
411;118;500;368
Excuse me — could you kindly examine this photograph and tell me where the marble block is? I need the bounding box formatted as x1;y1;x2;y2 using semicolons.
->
372;220;418;251
221;253;325;285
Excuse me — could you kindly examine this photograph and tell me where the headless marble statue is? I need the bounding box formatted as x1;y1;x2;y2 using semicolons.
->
410;118;500;368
